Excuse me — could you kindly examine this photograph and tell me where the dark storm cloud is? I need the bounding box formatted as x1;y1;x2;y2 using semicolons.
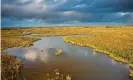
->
55;0;133;12
1;0;133;26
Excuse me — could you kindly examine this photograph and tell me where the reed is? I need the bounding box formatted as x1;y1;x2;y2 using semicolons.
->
1;53;23;80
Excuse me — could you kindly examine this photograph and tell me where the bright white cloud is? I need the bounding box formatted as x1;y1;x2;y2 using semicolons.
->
63;11;76;16
118;12;128;16
62;11;87;17
34;0;43;4
21;0;48;12
54;0;57;2
74;4;87;8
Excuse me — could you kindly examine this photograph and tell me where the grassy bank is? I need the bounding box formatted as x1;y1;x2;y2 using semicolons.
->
1;26;133;78
64;34;133;63
63;27;133;78
1;29;41;79
2;37;40;50
1;29;40;50
1;53;23;80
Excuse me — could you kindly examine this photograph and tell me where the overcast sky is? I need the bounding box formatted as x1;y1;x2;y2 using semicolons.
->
1;0;133;27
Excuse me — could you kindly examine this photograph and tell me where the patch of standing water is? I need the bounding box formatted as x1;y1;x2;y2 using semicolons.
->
6;36;131;80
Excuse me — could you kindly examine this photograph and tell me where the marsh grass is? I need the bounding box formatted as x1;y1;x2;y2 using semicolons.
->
1;37;40;50
1;29;40;80
55;49;63;56
43;69;71;80
1;26;133;78
63;27;133;77
1;29;40;50
1;53;23;80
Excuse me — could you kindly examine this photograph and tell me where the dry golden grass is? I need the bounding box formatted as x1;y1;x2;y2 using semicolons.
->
1;28;40;80
1;26;133;78
1;29;40;50
1;53;23;80
63;26;133;77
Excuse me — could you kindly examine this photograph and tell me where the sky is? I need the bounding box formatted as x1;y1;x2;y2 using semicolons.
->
1;0;133;27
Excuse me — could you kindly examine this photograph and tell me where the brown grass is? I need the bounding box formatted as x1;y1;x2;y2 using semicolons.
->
1;53;23;80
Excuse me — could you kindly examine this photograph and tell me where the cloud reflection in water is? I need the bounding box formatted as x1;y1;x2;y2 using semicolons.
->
24;49;38;61
93;51;96;56
24;48;50;63
111;59;117;65
39;49;49;63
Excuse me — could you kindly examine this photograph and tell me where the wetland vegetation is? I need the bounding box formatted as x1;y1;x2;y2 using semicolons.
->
1;53;23;80
63;27;133;77
55;49;63;56
1;26;133;79
1;29;40;50
1;29;40;79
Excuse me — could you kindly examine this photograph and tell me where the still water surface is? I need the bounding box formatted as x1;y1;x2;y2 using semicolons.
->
6;36;131;80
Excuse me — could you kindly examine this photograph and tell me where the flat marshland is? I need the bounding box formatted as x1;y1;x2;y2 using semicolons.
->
1;26;133;79
1;29;40;50
1;29;40;80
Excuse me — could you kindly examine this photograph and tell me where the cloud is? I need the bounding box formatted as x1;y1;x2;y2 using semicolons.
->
74;4;88;8
1;0;133;27
24;49;37;61
118;12;129;16
17;0;31;3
